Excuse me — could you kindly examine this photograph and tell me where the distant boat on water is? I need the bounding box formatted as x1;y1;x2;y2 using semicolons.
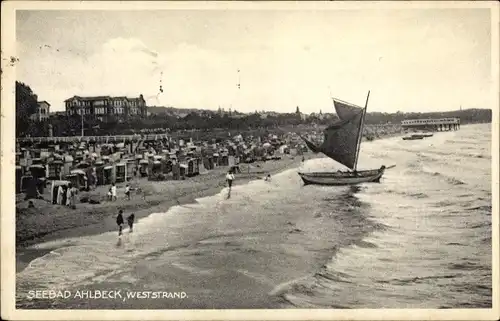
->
402;132;433;140
402;134;425;140
298;91;391;186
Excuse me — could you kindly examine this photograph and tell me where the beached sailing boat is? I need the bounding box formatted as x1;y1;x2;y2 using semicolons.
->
298;91;388;186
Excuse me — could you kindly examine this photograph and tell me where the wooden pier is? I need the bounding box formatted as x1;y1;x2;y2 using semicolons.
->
401;118;460;131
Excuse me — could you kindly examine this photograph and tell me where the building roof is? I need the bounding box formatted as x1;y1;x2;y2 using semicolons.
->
65;95;144;102
37;101;51;106
64;95;112;102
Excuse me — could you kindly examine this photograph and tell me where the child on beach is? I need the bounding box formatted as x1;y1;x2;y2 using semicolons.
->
127;213;135;233
111;183;117;201
125;184;131;200
116;209;124;236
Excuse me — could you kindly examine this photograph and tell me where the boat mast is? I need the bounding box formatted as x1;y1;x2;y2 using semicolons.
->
353;90;370;171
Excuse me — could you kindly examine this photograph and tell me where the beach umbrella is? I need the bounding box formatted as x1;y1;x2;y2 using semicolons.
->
76;161;90;169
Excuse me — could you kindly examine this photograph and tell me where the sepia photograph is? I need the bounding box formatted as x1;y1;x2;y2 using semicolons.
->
1;1;499;320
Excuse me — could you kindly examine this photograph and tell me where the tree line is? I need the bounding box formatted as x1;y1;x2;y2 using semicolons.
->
16;81;493;137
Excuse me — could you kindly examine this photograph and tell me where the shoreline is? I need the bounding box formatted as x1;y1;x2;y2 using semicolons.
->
16;154;324;272
16;131;405;272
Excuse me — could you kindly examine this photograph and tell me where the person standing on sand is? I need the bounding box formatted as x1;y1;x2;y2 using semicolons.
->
66;184;72;206
127;213;135;233
92;170;98;190
125;184;131;200
70;185;77;209
111;183;117;201
116;209;124;236
56;185;64;205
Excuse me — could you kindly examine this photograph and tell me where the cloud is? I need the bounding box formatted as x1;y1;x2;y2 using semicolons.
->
16;17;494;114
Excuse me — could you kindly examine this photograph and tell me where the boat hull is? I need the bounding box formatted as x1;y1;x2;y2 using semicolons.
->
298;169;384;186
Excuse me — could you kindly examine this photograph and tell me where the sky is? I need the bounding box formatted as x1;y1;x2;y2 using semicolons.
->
15;6;494;114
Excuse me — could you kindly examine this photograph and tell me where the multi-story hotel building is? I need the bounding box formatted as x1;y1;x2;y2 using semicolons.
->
64;94;147;121
30;101;51;122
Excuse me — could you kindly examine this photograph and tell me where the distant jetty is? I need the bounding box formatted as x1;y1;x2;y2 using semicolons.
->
401;118;460;132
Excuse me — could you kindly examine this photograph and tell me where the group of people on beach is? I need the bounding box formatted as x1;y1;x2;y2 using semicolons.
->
107;183;134;202
107;183;117;201
116;209;135;236
55;183;78;209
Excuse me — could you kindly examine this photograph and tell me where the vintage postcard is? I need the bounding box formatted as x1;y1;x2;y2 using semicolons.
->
1;1;499;320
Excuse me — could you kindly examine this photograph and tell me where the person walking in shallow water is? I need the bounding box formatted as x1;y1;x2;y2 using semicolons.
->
226;170;235;190
116;209;124;236
127;213;135;233
226;170;235;198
